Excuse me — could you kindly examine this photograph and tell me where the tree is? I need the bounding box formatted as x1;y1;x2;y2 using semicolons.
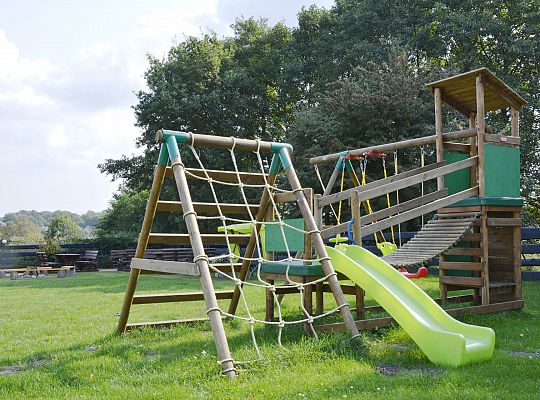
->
45;213;82;243
0;217;43;244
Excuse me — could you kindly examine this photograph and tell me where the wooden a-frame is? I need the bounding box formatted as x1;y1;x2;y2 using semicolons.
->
116;130;360;379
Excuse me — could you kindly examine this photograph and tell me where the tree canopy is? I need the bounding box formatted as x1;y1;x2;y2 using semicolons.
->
98;0;540;231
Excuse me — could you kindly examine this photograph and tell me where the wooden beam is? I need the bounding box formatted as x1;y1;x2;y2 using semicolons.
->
156;200;259;215
482;77;523;111
476;75;486;196
360;187;478;237
148;233;250;245
320;157;476;207
488;218;522;227
440;262;483;271
125;317;212;331
132;290;234;304
434;87;445;191
444;142;470;153
483;133;520;146
321;189;450;239
309;128;477;165
511;108;519;137
130;258;200;276
165;167;267;184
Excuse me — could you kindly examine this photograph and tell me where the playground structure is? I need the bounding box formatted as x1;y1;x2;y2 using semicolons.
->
307;68;525;327
116;68;525;377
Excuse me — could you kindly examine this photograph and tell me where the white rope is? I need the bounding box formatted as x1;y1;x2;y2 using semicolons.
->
181;138;345;363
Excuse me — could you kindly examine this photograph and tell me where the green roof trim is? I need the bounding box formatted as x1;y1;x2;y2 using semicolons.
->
261;261;323;276
448;197;523;207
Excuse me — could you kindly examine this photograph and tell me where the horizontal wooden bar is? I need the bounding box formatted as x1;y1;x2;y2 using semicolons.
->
274;191;298;203
440;276;484;287
309;128;477;165
165;167;267;184
439;262;483;271
132;290;234;304
314;300;524;332
125;317;211;331
319;162;446;207
156;200;259;215
130;258;199;275
487;218;521;227
444;247;483;256
158;130;277;153
148;233;250;245
444;142;471;152
484;133;520;146
361;187;478;237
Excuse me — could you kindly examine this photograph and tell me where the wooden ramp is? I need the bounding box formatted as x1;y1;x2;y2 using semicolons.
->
382;213;479;267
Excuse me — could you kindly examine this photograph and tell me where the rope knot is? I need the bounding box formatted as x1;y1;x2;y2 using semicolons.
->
234;278;242;286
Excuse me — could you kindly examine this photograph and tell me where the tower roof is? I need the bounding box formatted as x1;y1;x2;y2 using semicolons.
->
426;68;527;115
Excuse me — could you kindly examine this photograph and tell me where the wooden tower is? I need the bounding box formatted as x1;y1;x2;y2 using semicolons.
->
426;68;527;307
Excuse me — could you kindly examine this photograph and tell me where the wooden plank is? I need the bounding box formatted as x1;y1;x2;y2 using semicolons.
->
487;218;521;227
130;258;200;275
274;191;298;203
309;128;477;165
354;157;477;204
361;187;478;238
125;317;212;331
444;247;482;256
511;108;519;137
321;190;448;239
132;290;234;304
462;233;482;241
440;262;483;271
156;200;258;215
434;87;444;190
319;161;447;207
481;77;523;111
165;167;267;184
476;75;486;196
484;133;520;147
440;276;484;287
314;300;524;332
148;233;250;245
444;142;471;153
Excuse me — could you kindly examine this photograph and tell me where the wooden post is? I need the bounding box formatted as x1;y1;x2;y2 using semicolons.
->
469;113;478;188
355;285;365;320
476;75;486;197
117;163;166;333
265;202;275;322
434;87;445;191
283;159;361;342
480;208;490;305
313;194;324;315
511;107;520;137
323;167;341;196
351;190;362;246
512;210;523;300
169;151;236;379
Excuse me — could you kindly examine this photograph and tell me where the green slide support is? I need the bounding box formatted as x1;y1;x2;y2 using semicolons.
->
326;245;495;366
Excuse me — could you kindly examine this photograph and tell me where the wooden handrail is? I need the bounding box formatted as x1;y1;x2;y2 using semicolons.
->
309;128;477;165
319;156;477;207
360;187;479;237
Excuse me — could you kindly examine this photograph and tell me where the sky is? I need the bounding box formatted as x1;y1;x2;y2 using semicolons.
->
0;0;333;217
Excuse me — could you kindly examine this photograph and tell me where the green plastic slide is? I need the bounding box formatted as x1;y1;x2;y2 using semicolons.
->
326;245;495;366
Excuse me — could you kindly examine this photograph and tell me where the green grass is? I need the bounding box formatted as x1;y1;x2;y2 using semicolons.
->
1;273;539;399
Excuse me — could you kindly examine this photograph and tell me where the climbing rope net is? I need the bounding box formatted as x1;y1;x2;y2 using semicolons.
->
179;138;348;360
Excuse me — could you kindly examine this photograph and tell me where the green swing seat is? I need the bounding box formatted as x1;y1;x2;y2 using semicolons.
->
259;218;324;276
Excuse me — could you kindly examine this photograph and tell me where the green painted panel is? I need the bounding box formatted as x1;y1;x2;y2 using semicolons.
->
261;261;323;276
484;144;520;197
444;151;471;195
265;218;305;252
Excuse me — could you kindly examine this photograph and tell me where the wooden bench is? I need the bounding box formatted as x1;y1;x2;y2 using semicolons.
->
0;266;76;279
76;250;99;272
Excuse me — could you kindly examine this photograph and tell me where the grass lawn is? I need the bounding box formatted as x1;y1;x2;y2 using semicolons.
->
0;272;539;399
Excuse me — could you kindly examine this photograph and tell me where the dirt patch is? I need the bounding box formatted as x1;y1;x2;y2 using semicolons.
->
0;365;21;376
506;350;540;358
377;365;438;377
144;351;158;359
29;359;49;367
85;345;103;352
